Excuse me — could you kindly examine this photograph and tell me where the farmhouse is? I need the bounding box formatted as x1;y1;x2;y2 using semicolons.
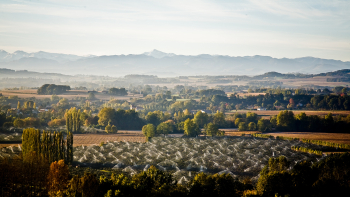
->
130;105;144;111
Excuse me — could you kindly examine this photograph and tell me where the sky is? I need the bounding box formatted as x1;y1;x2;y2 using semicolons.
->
0;0;349;61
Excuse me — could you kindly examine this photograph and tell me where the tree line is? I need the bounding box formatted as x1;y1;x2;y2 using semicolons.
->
37;84;71;95
22;128;73;164
227;110;350;133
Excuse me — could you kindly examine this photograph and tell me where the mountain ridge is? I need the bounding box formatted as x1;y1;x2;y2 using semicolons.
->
0;49;349;77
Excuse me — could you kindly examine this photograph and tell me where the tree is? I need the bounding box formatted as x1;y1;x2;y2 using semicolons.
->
156;122;173;136
142;124;156;138
105;125;112;133
246;112;258;123
48;118;66;127
79;172;99;197
295;112;308;131
194;111;209;128
47;160;69;197
248;122;256;131
238;122;247;131
108;88;127;96
22;128;72;164
188;172;243;197
51;94;59;102
204;123;219;136
276;110;295;131
66;107;82;133
24;101;34;109
111;125;118;133
17;101;21;109
145;111;162;126
37;84;70;95
132;166;177;196
98;107;116;126
184;118;200;137
256;156;292;197
257;119;271;132
13;119;25;128
88;92;96;100
234;118;243;127
213;111;226;127
106;124;118;133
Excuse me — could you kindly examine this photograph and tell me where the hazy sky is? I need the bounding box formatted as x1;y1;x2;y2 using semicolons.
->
0;0;349;60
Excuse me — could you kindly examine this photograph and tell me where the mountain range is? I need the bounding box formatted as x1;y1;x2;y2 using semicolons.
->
0;49;349;77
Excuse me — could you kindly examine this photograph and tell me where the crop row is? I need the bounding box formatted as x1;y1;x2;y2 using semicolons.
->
291;146;323;156
301;139;350;150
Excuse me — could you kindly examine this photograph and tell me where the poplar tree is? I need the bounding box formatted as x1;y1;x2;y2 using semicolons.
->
22;128;73;164
66;107;82;133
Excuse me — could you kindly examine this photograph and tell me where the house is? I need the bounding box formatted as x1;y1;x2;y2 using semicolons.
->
130;105;144;111
39;109;49;112
200;110;212;114
39;106;52;113
101;91;108;94
247;105;254;110
257;107;267;111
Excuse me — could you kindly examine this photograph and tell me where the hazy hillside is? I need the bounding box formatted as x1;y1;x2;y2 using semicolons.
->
0;49;349;77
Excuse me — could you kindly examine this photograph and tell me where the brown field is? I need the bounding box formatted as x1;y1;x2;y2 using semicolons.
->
0;90;143;101
280;76;350;87
264;132;350;145
227;110;350;118
0;131;146;148
73;131;146;146
221;128;260;136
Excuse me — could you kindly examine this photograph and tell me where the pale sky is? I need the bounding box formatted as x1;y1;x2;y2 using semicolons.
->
0;0;349;61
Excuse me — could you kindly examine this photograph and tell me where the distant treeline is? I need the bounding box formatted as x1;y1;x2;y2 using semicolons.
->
327;78;350;82
37;84;70;95
108;88;128;96
270;111;350;133
206;93;350;110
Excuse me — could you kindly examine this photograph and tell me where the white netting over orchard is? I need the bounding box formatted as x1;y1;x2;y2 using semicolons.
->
73;137;324;183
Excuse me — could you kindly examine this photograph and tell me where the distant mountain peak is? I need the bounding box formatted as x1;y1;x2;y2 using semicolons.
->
143;49;175;58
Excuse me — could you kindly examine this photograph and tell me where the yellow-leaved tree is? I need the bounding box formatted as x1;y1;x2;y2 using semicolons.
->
47;160;69;197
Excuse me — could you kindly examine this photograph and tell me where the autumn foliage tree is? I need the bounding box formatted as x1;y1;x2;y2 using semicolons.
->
22;128;73;164
47;160;69;197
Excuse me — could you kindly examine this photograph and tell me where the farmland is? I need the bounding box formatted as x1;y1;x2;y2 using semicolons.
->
264;132;350;146
72;137;324;183
0;89;143;100
73;131;146;146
